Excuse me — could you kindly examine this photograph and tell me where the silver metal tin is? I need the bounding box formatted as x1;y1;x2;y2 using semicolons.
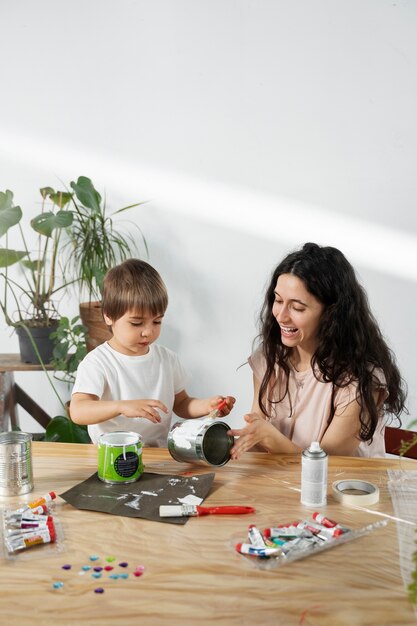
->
0;432;33;496
167;418;234;466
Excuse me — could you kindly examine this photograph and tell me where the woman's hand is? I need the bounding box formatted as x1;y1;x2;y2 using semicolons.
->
228;413;276;459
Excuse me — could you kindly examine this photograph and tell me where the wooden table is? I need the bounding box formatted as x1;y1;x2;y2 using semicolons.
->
0;443;416;626
0;354;52;431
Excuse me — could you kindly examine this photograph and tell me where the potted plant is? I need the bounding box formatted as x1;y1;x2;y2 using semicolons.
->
65;176;146;350
0;186;75;363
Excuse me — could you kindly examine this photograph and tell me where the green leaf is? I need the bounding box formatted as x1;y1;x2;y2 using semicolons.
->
21;258;44;271
44;415;91;443
0;189;14;211
70;176;102;213
39;187;55;199
48;191;73;209
31;210;74;237
0;248;28;267
0;197;22;237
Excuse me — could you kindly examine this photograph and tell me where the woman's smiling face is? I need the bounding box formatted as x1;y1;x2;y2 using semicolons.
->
272;273;325;356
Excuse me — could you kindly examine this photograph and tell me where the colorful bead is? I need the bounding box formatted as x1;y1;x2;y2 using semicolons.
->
89;555;100;561
53;581;64;589
94;588;105;594
119;562;128;568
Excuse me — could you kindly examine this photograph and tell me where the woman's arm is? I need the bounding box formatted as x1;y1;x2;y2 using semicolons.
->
319;398;362;455
228;374;302;458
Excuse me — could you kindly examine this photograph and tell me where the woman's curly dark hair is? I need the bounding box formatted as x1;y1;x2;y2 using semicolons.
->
258;242;407;441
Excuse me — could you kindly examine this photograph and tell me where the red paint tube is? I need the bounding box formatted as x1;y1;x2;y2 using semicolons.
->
27;492;56;509
6;522;56;553
312;512;337;528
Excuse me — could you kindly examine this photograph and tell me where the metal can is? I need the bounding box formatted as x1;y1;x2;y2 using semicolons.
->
300;441;328;507
0;432;33;496
167;418;234;466
97;431;144;484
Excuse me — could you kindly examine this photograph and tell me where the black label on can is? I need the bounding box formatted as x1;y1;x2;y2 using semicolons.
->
114;452;139;477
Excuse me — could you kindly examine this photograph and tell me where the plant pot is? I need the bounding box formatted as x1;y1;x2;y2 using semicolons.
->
15;321;59;364
79;301;112;352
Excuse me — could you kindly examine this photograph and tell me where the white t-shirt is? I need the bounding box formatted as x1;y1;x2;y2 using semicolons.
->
72;342;187;447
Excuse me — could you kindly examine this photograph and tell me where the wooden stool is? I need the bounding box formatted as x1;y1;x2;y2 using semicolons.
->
0;354;52;432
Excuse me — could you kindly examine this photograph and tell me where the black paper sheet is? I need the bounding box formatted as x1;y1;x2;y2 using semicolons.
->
59;472;215;524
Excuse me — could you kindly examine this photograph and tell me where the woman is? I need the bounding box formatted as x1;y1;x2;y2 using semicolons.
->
229;243;406;458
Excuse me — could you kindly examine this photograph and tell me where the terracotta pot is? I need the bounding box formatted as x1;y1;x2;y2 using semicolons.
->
79;301;112;352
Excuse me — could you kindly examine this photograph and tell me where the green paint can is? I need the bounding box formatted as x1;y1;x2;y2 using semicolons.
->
97;431;144;484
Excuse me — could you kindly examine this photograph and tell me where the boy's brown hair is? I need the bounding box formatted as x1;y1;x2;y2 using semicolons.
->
102;259;168;321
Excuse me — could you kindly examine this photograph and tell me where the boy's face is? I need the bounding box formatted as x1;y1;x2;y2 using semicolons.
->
104;309;164;356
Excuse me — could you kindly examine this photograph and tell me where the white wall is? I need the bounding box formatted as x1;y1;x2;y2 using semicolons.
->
1;0;416;433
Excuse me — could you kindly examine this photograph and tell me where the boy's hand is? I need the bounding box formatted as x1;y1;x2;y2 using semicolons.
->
208;395;236;417
119;399;168;423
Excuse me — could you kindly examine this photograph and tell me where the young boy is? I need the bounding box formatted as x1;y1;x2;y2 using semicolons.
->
70;259;235;446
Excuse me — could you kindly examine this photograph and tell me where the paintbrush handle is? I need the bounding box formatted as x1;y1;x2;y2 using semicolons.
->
197;506;255;515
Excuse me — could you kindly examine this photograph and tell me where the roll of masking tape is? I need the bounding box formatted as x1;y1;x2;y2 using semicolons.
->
332;479;379;506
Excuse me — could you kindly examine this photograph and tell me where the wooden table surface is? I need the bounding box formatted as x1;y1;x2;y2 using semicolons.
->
0;443;416;626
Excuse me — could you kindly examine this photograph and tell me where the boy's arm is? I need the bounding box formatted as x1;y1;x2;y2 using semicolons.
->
173;390;235;420
70;393;168;425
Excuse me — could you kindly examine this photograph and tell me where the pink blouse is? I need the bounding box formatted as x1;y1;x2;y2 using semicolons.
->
249;348;387;457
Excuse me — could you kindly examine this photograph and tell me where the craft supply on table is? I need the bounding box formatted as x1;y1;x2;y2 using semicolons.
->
0;431;33;496
97;431;144;484
60;470;215;524
232;514;388;569
168;417;234;466
159;504;255;517
1;490;63;559
300;441;328;507
52;555;146;593
332;479;380;506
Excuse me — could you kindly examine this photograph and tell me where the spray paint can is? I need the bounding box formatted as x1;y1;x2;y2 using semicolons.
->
300;441;328;507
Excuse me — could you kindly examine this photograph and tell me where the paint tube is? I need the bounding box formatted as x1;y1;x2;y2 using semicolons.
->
6;523;56;553
7;504;48;517
6;517;54;532
247;524;266;548
236;542;280;557
26;492;56;509
3;511;52;524
298;520;345;538
264;526;313;539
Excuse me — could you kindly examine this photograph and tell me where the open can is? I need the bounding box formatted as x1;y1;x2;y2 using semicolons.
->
97;431;144;484
0;432;33;496
167;418;234;466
